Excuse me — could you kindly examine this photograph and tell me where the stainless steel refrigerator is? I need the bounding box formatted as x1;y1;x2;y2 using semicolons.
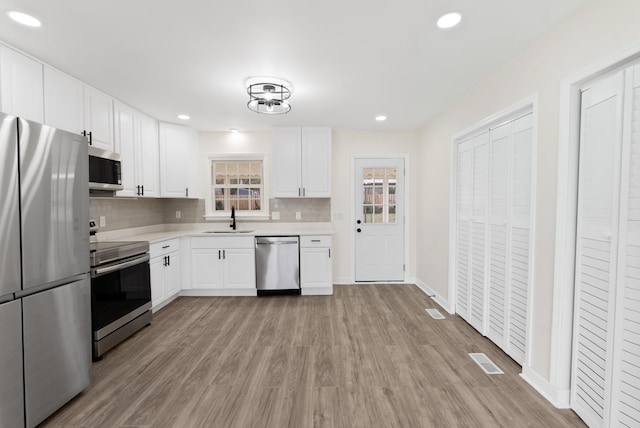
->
0;113;91;428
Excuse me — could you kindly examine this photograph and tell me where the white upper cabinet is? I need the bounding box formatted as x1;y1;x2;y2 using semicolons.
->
272;127;331;198
0;46;44;123
84;86;114;151
43;66;84;134
158;122;197;198
114;102;159;198
136;113;160;197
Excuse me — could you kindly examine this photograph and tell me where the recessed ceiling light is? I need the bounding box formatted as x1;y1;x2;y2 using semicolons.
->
230;129;239;133
177;114;190;120
437;12;462;29
7;11;41;27
375;115;387;122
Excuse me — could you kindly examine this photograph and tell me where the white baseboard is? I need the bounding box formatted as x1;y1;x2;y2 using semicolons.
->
151;292;179;313
521;366;572;409
301;286;333;296
180;289;257;297
412;278;454;314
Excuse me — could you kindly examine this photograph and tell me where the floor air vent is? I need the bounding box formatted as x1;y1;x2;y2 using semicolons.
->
425;308;445;320
469;353;504;375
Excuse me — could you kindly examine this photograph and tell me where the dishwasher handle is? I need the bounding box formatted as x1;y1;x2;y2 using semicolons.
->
256;240;298;245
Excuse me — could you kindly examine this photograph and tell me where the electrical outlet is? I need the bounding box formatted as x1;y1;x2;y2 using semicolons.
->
272;211;280;220
295;211;302;220
99;216;106;227
176;210;181;219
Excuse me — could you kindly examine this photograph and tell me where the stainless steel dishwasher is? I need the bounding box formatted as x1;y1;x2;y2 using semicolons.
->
255;236;300;295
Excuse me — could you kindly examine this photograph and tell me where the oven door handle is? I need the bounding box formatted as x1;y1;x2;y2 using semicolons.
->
92;254;150;278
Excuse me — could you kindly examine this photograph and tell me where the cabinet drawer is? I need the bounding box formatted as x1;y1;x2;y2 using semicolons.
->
190;236;254;249
300;235;332;248
150;238;179;258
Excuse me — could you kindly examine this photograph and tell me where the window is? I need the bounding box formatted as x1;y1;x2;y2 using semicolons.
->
211;160;263;212
362;167;397;223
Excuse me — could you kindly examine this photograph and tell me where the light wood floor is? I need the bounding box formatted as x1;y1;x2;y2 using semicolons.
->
42;285;585;427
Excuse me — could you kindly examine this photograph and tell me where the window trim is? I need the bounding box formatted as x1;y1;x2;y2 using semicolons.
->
204;154;270;221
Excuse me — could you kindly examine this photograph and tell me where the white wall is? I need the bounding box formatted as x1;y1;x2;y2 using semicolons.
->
198;130;419;284
416;0;640;384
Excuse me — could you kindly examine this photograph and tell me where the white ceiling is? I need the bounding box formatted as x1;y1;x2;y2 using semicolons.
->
0;0;590;132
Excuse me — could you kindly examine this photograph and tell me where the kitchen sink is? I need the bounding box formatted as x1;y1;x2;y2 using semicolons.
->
203;230;254;234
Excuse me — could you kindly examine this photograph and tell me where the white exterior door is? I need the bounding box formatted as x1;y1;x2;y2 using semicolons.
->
354;157;405;282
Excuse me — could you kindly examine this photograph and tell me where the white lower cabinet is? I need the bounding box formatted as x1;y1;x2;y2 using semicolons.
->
188;237;255;293
300;235;333;295
150;239;181;311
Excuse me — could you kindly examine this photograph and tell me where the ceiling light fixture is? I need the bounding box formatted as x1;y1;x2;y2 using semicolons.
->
246;77;292;115
437;12;462;29
177;114;190;120
230;128;239;133
375;115;387;122
7;11;41;27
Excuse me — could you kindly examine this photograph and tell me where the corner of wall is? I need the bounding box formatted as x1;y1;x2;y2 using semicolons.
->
413;278;454;314
520;366;572;409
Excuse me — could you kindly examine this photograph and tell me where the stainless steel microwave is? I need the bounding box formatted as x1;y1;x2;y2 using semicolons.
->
88;146;123;191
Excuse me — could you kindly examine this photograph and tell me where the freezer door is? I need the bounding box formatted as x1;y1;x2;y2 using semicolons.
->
0;300;25;428
0;113;21;296
19;118;89;290
23;277;92;427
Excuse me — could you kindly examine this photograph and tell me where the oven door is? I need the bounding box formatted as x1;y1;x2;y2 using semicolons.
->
90;253;151;340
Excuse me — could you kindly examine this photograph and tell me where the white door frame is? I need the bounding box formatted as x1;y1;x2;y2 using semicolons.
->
448;94;539;365
551;43;640;409
350;154;410;283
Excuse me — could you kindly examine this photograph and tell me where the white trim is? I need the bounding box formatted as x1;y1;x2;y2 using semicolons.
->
350;154;410;283
333;277;352;285
413;278;454;314
521;366;571;409
180;288;257;297
301;287;333;295
550;41;640;403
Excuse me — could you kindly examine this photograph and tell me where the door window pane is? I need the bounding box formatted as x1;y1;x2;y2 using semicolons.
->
361;167;397;224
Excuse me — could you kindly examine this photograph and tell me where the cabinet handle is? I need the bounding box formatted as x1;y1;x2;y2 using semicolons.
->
167;255;170;266
223;250;226;259
186;188;189;197
141;185;144;196
163;256;167;266
311;239;321;242
303;188;306;197
88;131;93;145
136;185;140;196
218;250;221;259
298;188;301;197
329;249;331;258
162;245;170;249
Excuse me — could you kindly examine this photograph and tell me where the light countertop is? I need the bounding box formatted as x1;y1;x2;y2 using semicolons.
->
97;222;334;244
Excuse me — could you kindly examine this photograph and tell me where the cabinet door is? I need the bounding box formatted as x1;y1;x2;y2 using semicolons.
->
159;122;190;197
150;256;166;308
300;247;332;288
165;252;181;297
191;248;223;288
83;86;114;151
137;113;159;197
301;127;332;197
223;248;255;289
114;102;138;197
272;127;302;197
43;66;84;134
0;46;44;123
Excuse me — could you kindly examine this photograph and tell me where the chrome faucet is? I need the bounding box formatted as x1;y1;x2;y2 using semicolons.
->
230;206;236;230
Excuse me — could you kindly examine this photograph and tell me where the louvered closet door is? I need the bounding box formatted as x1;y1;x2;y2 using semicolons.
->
456;140;473;321
487;122;511;348
470;132;490;333
572;70;625;428
610;64;640;428
507;114;533;365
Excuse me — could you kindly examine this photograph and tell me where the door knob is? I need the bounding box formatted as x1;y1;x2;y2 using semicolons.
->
357;228;361;233
357;220;362;224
